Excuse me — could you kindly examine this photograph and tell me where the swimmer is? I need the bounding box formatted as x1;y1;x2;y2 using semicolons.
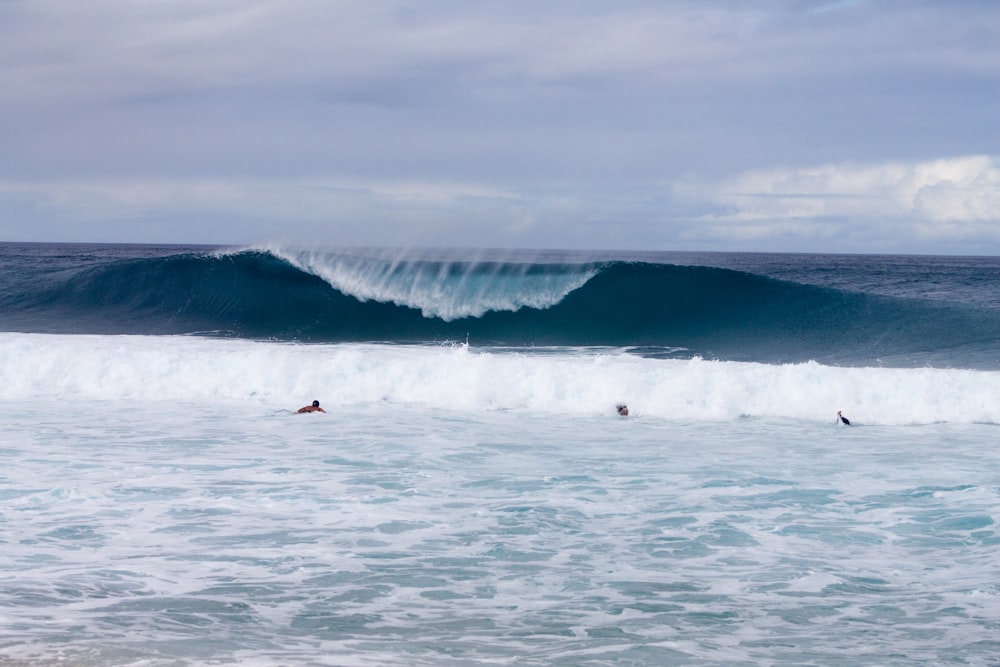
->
837;410;850;426
298;400;326;414
617;404;629;417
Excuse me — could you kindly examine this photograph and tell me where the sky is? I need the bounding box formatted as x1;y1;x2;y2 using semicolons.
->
0;0;998;254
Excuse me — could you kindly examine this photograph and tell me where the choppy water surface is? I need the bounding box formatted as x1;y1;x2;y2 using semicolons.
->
2;398;999;666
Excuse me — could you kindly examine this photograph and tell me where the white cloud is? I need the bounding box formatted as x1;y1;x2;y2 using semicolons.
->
5;156;1000;251
676;156;1000;234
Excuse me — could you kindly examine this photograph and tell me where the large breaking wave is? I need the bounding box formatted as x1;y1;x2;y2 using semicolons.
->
4;246;1000;367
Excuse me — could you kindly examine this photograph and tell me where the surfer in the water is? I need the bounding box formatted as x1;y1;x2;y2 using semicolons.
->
298;400;326;414
617;404;629;417
837;410;850;426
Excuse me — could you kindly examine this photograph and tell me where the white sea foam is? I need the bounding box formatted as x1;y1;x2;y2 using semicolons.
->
1;393;998;665
3;332;1000;425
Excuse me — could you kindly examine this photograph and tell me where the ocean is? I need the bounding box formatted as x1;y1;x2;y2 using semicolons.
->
1;242;999;666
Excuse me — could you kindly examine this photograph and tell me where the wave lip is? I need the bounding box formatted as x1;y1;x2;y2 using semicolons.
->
263;245;600;320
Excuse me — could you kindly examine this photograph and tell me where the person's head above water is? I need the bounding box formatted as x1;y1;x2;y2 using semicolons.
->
312;400;320;407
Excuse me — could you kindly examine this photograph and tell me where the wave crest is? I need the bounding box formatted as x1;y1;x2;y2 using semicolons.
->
260;246;599;320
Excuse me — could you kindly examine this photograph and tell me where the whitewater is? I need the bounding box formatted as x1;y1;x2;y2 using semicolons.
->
2;243;1000;665
3;334;1000;424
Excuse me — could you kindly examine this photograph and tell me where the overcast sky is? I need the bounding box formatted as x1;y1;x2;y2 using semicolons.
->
1;0;998;253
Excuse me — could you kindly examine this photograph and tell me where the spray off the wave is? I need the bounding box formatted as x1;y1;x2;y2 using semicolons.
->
262;245;599;320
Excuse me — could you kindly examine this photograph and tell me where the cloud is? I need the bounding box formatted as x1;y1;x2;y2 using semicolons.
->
9;155;999;252
0;173;679;250
675;156;1000;244
0;176;548;246
0;2;998;252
